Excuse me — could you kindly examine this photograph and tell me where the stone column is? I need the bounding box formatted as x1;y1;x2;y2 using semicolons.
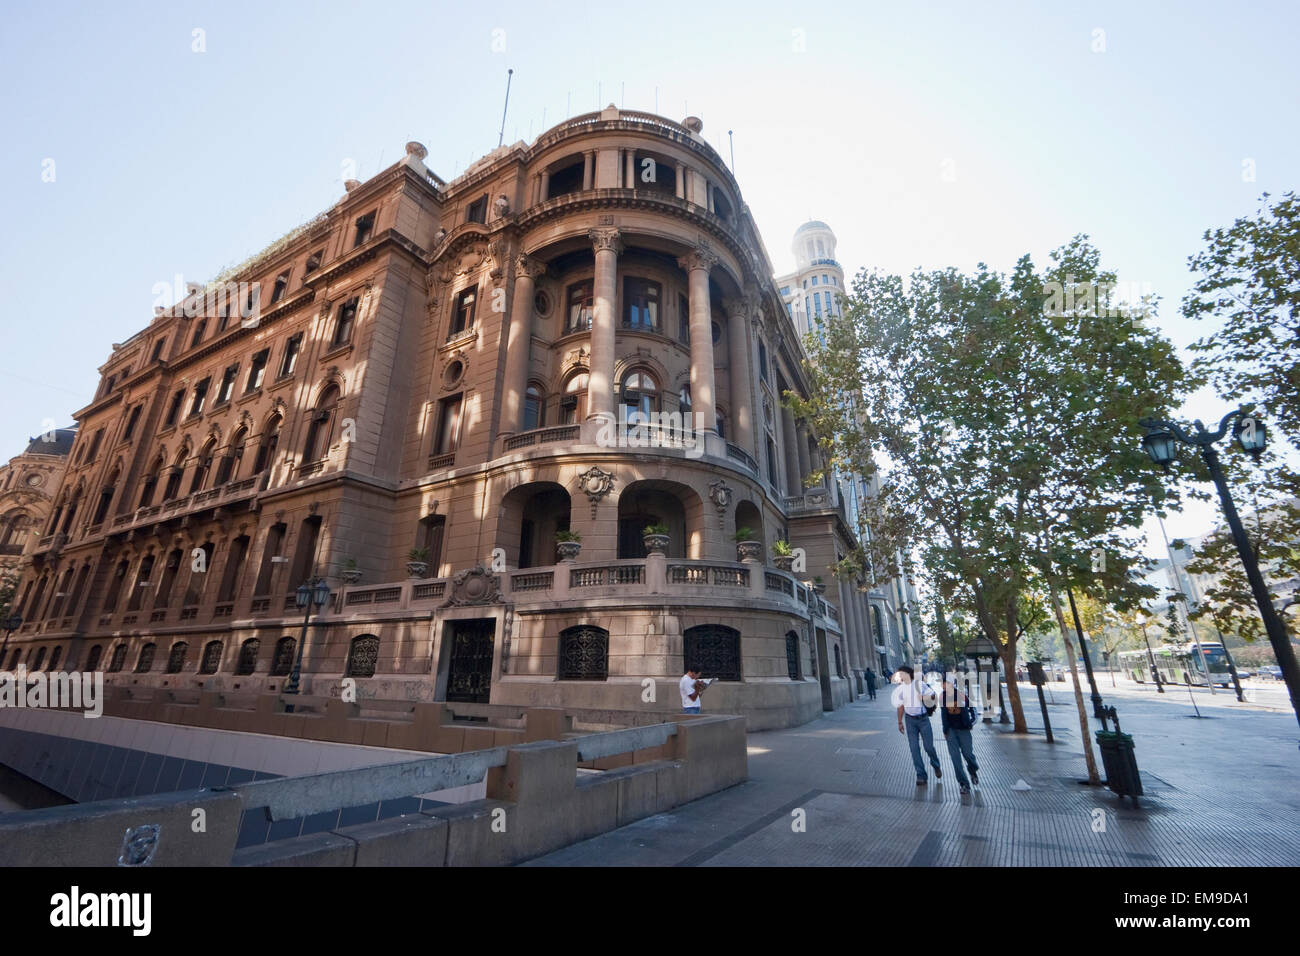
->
724;295;755;456
539;169;550;203
587;229;622;424
795;422;812;486
675;162;685;199
582;151;594;190
678;248;720;435
780;405;800;495
625;150;635;188
499;253;547;435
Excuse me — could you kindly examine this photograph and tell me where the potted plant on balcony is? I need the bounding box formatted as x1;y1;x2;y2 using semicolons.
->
406;547;430;578
642;523;669;555
734;527;762;562
340;557;362;585
555;530;583;562
811;576;827;596
771;539;795;572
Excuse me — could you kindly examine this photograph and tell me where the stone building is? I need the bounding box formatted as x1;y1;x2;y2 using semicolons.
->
8;106;891;730
1;429;76;621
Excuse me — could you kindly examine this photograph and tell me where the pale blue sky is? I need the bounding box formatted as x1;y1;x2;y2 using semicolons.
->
1;0;1295;553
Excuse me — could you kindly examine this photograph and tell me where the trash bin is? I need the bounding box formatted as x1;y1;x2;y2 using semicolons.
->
1095;730;1143;798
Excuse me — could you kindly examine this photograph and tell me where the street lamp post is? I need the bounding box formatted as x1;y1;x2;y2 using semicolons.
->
1063;583;1106;720
0;614;22;668
1136;614;1165;693
283;577;331;714
1140;408;1300;731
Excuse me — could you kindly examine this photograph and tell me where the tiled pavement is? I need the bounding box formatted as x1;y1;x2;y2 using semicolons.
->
524;677;1300;866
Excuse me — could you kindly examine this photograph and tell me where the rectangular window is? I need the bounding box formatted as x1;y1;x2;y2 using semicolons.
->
678;293;690;344
279;334;302;377
333;297;359;346
270;271;290;304
150;338;166;363
246;349;269;392
216;364;238;405
217;536;249;603
123;404;143;440
566;281;593;332
758;340;769;381
254;524;286;596
164;389;185;428
189;378;210;417
190;319;207;348
450;287;477;337
354;211;375;247
466;195;488;224
623;278;660;330
811;275;819;286
87;428;104;461
216;300;231;333
305;249;324;274
434;394;463;455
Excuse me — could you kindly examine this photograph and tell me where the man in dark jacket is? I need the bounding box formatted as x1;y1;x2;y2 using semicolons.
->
865;668;877;700
940;678;980;795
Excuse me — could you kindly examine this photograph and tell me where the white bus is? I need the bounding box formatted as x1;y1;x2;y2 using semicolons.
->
1118;642;1233;688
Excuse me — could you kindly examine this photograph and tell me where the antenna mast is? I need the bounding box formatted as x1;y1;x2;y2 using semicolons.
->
497;69;514;148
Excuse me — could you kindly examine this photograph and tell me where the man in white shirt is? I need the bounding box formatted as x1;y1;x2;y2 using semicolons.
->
891;664;942;786
680;667;704;714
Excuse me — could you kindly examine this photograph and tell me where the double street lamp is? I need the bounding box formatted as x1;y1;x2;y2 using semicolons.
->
1140;407;1300;730
283;578;331;712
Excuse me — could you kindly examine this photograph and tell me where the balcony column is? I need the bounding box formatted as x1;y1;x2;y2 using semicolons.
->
674;162;685;199
678;248;720;435
624;150;635;188
539;169;550;203
499;253;547;436
582;151;594;190
780;405;801;495
844;580;865;684
587;229;622;424
857;588;875;674
724;294;756;457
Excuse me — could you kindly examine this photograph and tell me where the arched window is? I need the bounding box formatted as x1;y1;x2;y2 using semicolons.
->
215;427;247;485
102;559;130;614
303;386;341;463
0;512;31;550
162;448;187;501
560;370;588;425
135;643;157;673
190;439;216;493
236;639;260;676
30;646;47;671
683;625;741;681
254;415;282;474
346;634;380;678
558;625;609;680
524;383;546;431
49;646;63;670
786;631;801;680
107;644;127;673
620;369;658;424
139;456;164;508
165;641;189;674
271;636;296;676
200;640;223;674
92;469;119;525
59;483;84;535
85;644;104;672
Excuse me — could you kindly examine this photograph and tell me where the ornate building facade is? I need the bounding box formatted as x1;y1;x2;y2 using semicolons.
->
8;107;891;729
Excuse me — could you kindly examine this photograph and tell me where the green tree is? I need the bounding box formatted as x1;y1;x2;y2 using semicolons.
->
792;237;1185;759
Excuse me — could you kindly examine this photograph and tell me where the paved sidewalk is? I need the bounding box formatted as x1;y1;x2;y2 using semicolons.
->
524;678;1300;866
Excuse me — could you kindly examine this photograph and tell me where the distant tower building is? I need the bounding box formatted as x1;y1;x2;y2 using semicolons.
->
777;221;844;344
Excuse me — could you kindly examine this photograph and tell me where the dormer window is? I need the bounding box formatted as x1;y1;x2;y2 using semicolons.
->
270;271;290;304
354;211;375;247
305;249;323;274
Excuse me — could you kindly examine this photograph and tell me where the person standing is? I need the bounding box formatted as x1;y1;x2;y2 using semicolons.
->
892;665;941;786
940;678;980;795
865;668;877;700
680;667;705;714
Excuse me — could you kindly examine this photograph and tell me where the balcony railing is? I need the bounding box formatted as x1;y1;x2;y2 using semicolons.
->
109;474;264;534
725;443;758;474
502;425;580;452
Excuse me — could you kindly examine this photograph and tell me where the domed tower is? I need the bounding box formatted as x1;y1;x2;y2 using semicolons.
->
792;220;837;272
777;221;845;340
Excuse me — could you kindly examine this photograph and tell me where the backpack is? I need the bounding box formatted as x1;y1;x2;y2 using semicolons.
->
920;683;938;717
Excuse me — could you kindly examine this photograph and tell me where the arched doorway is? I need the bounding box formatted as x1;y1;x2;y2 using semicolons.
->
497;481;572;568
734;499;763;547
616;479;702;559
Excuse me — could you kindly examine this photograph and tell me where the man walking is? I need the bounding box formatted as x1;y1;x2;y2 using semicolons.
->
680;666;705;714
892;665;941;786
865;668;877;700
940;677;980;796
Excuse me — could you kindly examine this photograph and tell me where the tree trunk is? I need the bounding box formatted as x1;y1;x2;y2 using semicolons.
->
999;639;1028;732
1047;580;1101;785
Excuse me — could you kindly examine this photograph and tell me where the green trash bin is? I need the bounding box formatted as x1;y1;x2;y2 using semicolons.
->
1095;730;1143;798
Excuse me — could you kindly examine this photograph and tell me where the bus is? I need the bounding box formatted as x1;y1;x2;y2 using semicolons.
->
1118;642;1233;688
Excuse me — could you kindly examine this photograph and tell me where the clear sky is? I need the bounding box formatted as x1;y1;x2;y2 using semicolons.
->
1;0;1295;556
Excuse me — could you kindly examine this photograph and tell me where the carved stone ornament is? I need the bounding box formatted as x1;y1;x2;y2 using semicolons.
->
487;237;507;279
441;564;502;607
588;228;623;255
677;247;719;274
576;466;616;506
516;253;547;281
708;479;733;514
493;194;510;219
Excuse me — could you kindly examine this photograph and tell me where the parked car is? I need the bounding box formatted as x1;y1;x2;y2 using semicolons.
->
1257;665;1283;681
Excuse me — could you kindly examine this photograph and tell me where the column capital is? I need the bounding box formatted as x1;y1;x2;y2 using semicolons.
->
723;291;761;321
588;228;623;255
677;247;719;274
515;253;547;281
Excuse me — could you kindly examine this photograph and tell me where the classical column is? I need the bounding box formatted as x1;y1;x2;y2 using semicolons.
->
678;248;720;434
625;150;635;188
582;151;594;190
838;580;860;676
795;421;812;486
539;169;550;203
724;295;756;456
780;405;801;495
587;229;622;423
500;253;547;435
675;162;685;199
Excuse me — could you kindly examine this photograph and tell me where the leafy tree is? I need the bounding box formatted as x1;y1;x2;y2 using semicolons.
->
792;236;1185;765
